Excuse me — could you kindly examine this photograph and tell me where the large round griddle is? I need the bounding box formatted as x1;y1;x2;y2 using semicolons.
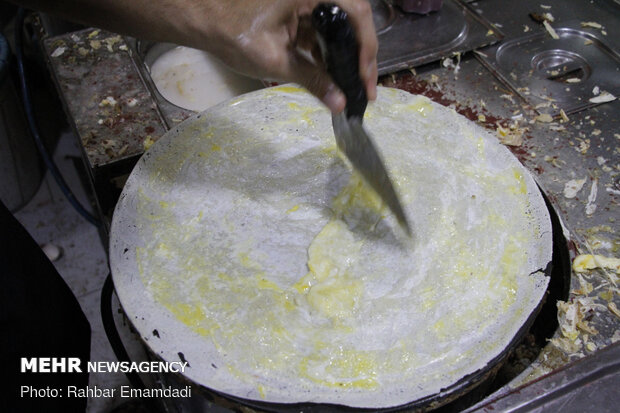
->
109;86;552;409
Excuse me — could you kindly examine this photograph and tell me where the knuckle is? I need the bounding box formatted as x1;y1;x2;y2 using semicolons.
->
260;49;287;74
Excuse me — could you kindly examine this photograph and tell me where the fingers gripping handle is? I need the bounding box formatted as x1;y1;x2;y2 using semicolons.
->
312;3;368;120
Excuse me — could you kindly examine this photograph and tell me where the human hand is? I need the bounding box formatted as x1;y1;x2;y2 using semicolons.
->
194;0;378;113
11;0;377;113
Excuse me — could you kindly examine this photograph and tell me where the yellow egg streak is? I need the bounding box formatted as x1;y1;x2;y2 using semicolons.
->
125;87;550;404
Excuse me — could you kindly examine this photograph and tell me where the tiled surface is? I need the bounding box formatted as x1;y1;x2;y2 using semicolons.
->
13;129;144;413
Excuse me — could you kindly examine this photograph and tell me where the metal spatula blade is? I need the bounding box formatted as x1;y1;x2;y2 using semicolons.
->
313;3;411;234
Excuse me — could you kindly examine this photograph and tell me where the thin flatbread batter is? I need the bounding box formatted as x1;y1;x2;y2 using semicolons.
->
110;86;552;408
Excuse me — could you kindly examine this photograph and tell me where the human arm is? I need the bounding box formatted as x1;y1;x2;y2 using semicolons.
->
9;0;378;113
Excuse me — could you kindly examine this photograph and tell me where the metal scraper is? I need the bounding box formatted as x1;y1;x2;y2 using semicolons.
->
312;3;411;234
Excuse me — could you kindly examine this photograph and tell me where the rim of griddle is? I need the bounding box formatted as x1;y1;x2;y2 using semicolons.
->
109;89;561;411
119;188;568;413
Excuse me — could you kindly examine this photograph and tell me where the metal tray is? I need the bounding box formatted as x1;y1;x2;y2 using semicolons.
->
476;20;620;116
374;0;502;74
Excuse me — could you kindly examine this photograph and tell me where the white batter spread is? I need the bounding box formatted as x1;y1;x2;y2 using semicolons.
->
149;46;263;111
110;86;552;408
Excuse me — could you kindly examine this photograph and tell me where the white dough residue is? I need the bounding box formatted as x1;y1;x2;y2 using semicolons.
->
110;86;552;408
149;46;263;111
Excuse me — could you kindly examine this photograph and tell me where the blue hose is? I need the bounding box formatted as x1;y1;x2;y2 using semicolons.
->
15;9;101;227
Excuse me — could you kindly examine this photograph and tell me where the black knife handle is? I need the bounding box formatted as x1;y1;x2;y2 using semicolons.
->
312;3;368;120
